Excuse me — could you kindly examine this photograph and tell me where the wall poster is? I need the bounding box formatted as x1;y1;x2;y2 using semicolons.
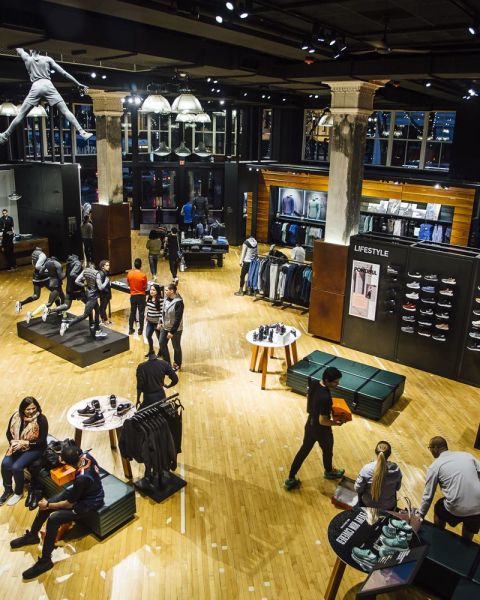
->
349;260;380;321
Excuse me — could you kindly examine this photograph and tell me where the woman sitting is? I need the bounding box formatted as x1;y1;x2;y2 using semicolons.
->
354;441;402;510
145;283;163;357
0;397;48;507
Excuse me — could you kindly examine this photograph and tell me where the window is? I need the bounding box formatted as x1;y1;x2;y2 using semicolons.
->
303;109;330;162
73;104;96;155
424;112;456;170
391;111;424;168
364;111;390;166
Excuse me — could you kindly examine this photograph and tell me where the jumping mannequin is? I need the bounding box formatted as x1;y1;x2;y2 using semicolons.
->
0;48;92;145
60;265;108;339
15;248;48;313
45;254;85;321
24;256;65;324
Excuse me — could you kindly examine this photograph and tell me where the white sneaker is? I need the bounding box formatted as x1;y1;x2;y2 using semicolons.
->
26;311;32;324
95;330;108;339
15;301;21;313
0;133;8;145
60;321;69;337
41;306;49;322
6;493;23;506
79;130;93;141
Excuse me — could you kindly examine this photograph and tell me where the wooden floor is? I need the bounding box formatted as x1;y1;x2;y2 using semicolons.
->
0;233;478;600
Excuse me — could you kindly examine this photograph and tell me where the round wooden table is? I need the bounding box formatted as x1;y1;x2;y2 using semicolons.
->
67;395;136;478
246;326;301;390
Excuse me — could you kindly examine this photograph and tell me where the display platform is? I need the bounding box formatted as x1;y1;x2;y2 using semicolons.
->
286;350;405;420
17;314;129;367
180;237;229;267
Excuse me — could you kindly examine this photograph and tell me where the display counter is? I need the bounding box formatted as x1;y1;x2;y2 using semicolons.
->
180;237;229;267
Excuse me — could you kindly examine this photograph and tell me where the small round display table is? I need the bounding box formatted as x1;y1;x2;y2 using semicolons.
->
67;395;135;478
245;326;301;390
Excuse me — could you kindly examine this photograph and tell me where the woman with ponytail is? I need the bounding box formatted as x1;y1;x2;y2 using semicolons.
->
354;441;402;510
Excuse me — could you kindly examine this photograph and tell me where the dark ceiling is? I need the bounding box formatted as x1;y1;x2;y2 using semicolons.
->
1;0;480;109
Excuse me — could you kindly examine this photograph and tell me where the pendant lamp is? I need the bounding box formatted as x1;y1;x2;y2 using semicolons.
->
318;108;333;127
140;94;171;114
194;141;211;157
174;141;191;157
27;105;47;118
175;112;196;123
0;102;19;117
194;112;211;124
154;141;172;156
171;93;203;114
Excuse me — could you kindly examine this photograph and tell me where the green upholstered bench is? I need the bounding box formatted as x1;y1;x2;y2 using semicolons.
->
286;351;406;420
450;578;480;599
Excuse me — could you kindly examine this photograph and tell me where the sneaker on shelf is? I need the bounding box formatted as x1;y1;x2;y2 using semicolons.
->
475;298;480;304
116;403;133;417
402;315;415;322
401;326;414;333
435;323;449;330
82;411;105;427
439;288;454;296
436;312;450;319
402;303;416;312
473;310;480;316
284;477;301;491
467;343;480;351
95;330;108;339
472;320;480;327
441;278;456;285
41;306;49;322
419;308;434;316
437;300;452;308
387;266;399;275
432;333;447;342
59;321;69;336
25;311;32;324
351;547;378;570
324;468;345;480
469;331;480;339
10;529;39;549
420;286;435;293
407;272;421;279
418;329;431;337
15;301;21;313
418;320;432;327
424;274;439;281
406;281;420;289
421;297;435;304
405;292;419;300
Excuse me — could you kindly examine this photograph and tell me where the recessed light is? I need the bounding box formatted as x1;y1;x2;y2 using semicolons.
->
216;15;223;24
101;75;107;80
91;72;97;78
226;2;234;10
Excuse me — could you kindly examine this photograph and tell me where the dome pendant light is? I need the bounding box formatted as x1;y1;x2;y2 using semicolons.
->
194;141;211;158
171;93;203;115
154;141;172;157
175;112;197;123
140;94;171;114
174;141;192;157
0;102;19;117
27;105;48;118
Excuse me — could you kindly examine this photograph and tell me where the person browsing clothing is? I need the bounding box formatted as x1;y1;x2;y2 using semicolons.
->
0;397;48;507
136;353;178;408
159;283;184;371
291;242;306;263
146;230;162;281
284;367;345;490
354;441;403;510
145;283;163;357
127;257;148;335
10;444;105;579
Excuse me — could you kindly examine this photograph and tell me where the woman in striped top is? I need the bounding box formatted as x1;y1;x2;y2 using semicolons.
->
145;284;162;357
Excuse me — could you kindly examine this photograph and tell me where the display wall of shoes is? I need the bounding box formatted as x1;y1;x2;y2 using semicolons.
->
466;284;480;351
384;265;402;315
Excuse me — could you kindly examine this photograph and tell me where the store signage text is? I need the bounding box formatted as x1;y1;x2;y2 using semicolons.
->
354;245;389;258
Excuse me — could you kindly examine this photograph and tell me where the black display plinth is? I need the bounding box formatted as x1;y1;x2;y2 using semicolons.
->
134;471;186;502
17;314;129;367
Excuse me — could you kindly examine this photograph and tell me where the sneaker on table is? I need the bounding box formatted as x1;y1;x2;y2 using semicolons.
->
82;411;105;427
408;272;421;279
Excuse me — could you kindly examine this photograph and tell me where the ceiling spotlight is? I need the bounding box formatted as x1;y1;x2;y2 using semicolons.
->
219;99;225;105
211;88;215;92
240;11;248;18
282;98;286;101
329;38;336;46
301;41;309;50
333;53;341;59
207;77;211;82
340;41;347;52
308;47;315;53
213;80;218;83
308;94;313;98
468;24;478;35
243;92;248;96
216;89;221;93
469;88;477;96
91;72;97;78
262;94;266;98
127;97;133;104
226;2;234;10
101;75;107;80
216;15;223;23
425;81;432;87
267;95;271;99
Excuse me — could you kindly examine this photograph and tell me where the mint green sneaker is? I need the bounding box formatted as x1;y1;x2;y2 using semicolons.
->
389;518;413;534
381;534;409;551
351;547;377;571
284;478;301;491
383;523;412;540
324;468;345;480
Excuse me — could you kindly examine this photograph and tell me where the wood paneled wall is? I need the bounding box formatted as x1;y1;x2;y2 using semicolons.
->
256;170;476;247
246;192;253;236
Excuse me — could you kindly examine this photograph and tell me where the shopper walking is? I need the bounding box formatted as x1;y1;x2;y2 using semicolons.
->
98;259;112;325
159;283;184;371
81;214;94;264
235;234;258;296
1;208;16;271
419;436;480;541
145;284;162;356
146;230;162;281
166;227;180;282
354;441;403;510
284;367;345;490
136;353;178;408
127;258;147;335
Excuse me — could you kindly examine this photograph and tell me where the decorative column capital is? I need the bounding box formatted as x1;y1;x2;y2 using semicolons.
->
322;80;387;115
88;89;125;117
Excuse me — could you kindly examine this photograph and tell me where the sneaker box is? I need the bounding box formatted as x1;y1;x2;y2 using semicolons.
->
50;464;76;486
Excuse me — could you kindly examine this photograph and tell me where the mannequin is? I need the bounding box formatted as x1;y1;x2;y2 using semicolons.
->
15;248;49;314
46;254;85;321
23;257;65;324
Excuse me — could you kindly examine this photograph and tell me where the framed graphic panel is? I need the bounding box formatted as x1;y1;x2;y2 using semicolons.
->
349;260;380;321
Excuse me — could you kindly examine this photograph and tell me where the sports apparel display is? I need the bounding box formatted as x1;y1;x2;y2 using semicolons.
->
247;255;312;306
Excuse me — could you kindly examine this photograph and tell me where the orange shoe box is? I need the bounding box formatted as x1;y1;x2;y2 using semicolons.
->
50;464;76;486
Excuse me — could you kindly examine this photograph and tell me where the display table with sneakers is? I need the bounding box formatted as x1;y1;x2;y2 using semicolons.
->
246;326;301;390
67;396;135;478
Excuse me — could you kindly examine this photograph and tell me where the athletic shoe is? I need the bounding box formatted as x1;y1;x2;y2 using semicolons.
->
439;289;454;296
401;326;414;333
418;320;432;327
474;310;480;316
22;557;54;580
10;530;39;548
60;321;70;336
421;286;435;293
6;493;23;506
436;312;449;319
407;272;421;279
435;323;449;331
387;266;399;275
128;329;135;334
389;519;413;533
467;343;480;351
405;292;419;300
79;130;93;141
0;490;13;505
424;274;438;281
82;411;105;427
432;333;446;342
26;311;32;324
41;306;49;322
419;308;434;316
381;535;409;551
437;300;452;308
406;281;420;289
379;546;398;558
95;330;108;339
324;468;345;479
441;278;456;285
15;301;21;313
116;403;133;417
475;298;480;304
284;477;301;491
381;525;412;540
402;303;416;311
421;297;435;304
469;331;480;339
351;547;378;570
77;404;97;417
417;330;431;337
109;394;117;408
472;320;480;327
402;316;415;322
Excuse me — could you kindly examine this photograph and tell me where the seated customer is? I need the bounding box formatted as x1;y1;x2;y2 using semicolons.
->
0;396;48;507
354;441;402;510
10;445;105;579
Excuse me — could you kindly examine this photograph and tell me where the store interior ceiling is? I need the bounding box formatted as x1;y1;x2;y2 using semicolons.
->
1;0;480;109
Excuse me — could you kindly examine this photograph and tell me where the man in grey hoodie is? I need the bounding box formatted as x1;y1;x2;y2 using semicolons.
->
354;441;402;510
235;235;258;296
159;283;184;371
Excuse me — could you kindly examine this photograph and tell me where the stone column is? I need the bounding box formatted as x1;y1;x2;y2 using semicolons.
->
323;81;385;245
89;89;125;204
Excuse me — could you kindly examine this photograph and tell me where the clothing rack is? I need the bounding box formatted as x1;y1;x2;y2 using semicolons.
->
249;254;312;314
123;393;186;503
